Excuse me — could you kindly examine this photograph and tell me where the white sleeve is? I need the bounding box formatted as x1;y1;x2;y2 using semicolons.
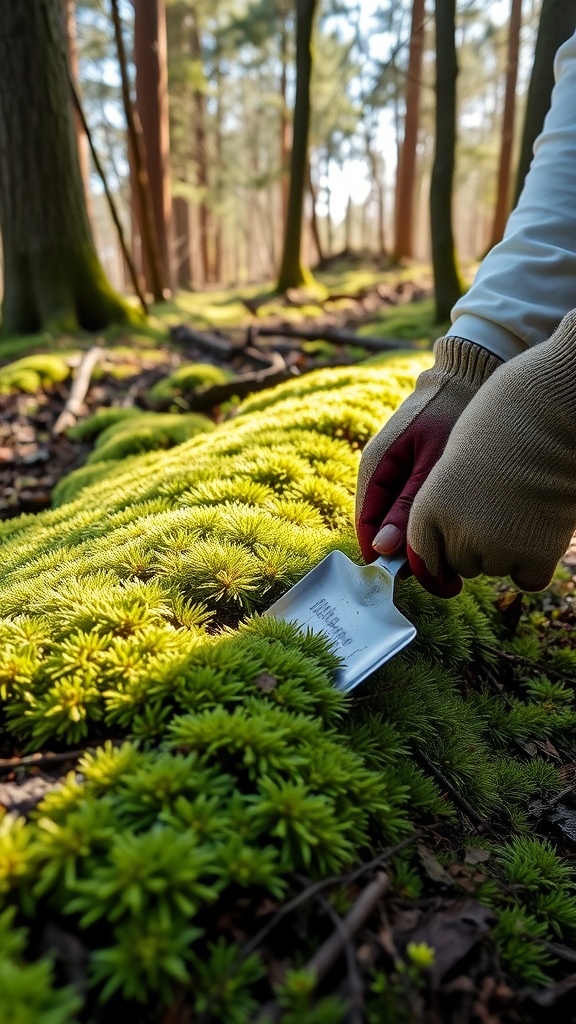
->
447;28;576;361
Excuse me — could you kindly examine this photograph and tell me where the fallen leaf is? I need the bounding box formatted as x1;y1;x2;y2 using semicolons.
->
417;844;455;886
464;848;491;865
254;672;278;693
398;899;497;988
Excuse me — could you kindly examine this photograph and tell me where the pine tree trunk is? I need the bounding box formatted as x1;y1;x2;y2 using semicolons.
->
393;0;425;261
64;0;91;213
308;164;324;263
134;0;173;293
0;0;134;337
280;23;291;234
191;13;211;285
513;0;576;205
430;0;463;322
111;0;164;303
173;197;193;290
276;0;318;292
489;0;522;247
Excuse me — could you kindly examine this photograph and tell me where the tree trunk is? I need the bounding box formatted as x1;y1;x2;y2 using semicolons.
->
489;0;522;247
134;0;173;294
0;0;135;337
213;62;224;284
430;0;463;322
279;23;291;234
191;13;211;285
173;197;193;290
513;0;576;205
308;164;324;263
276;0;318;292
111;0;164;303
393;0;425;260
64;0;91;213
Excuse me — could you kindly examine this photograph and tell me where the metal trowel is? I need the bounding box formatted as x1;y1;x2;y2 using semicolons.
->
265;551;416;693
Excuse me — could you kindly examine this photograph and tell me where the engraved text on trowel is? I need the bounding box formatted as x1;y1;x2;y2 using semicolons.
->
309;598;354;647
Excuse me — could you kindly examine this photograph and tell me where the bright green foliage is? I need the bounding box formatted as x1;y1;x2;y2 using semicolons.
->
87;410;215;464
0;353;575;1016
66;405;142;441
148;362;231;408
0;907;81;1024
51;459;130;507
0;354;70;395
276;969;346;1023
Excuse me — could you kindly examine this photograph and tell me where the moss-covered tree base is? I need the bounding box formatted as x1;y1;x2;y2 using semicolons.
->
1;352;576;1022
1;244;142;338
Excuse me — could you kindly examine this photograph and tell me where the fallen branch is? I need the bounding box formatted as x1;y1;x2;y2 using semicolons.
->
0;749;88;774
170;324;238;359
310;889;365;1024
254;323;421;352
193;367;300;410
255;872;390;1023
53;346;103;434
308;871;390;983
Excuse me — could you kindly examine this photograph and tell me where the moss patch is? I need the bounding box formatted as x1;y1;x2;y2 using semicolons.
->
0;354;70;395
0;353;575;1020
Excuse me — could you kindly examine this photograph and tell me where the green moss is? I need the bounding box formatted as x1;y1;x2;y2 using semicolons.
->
66;406;142;441
0;354;70;395
51;459;136;507
86;411;215;464
0;352;575;1017
148;362;231;408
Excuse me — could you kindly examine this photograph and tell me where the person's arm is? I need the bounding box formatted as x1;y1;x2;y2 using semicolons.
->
408;309;576;594
448;29;576;361
357;29;576;595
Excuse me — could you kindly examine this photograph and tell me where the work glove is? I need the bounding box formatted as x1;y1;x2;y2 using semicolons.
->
355;336;502;595
408;308;576;594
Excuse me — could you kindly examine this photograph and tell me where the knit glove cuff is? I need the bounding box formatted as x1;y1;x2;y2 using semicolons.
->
355;336;502;564
408;309;576;591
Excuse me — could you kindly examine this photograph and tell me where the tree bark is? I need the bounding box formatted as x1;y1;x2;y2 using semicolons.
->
0;0;135;337
308;164;324;263
279;22;291;234
110;0;165;303
276;0;318;292
134;0;173;293
430;0;463;322
63;0;91;213
191;12;211;285
489;0;522;247
393;0;425;261
513;0;576;205
173;197;193;290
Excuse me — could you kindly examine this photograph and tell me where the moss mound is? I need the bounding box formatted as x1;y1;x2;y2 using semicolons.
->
85;411;215;464
147;361;231;408
66;407;143;442
0;354;70;395
1;352;576;1021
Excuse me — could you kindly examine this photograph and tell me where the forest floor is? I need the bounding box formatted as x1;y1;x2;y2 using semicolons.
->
0;262;441;519
4;262;576;1024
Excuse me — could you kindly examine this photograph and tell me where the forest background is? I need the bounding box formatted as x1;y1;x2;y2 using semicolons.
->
3;0;574;336
5;3;576;1023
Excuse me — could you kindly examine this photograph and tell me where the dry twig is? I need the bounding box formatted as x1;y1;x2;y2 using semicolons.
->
52;346;103;434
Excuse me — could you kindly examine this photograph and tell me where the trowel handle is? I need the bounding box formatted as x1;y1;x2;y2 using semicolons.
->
376;553;407;578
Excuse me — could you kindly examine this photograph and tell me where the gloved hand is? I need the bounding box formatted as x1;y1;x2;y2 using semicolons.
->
355;336;502;595
408;309;576;594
